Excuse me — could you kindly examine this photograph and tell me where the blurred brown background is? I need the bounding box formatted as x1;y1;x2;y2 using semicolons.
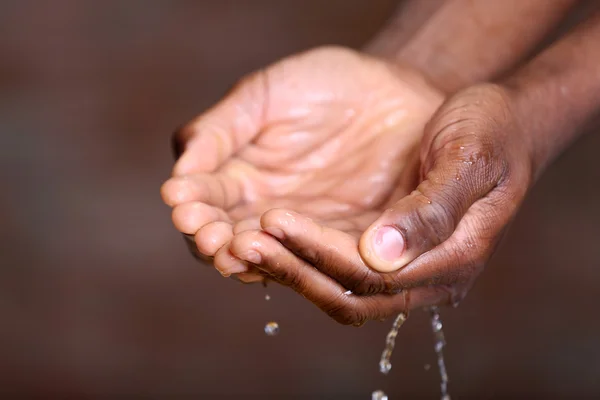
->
1;0;599;398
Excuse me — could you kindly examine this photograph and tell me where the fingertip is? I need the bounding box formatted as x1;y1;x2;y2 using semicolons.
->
260;208;305;240
172;203;201;234
171;202;224;235
214;243;249;276
195;221;234;256
161;177;193;206
172;151;198;177
359;224;407;273
230;230;276;265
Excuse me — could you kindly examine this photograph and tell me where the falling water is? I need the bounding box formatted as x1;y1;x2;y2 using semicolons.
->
264;321;280;336
263;280;279;336
429;306;450;400
378;312;408;374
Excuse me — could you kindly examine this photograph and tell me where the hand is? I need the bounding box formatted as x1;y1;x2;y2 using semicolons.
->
161;46;443;284
236;84;533;324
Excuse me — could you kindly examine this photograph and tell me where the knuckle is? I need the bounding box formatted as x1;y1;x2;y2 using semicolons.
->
344;268;382;296
332;311;363;326
323;297;362;326
408;198;456;247
275;264;305;292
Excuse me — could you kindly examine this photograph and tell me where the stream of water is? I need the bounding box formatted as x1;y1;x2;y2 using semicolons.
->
374;307;451;400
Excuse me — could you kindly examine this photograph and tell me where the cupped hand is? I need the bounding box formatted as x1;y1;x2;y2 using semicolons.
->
235;84;534;324
161;46;444;284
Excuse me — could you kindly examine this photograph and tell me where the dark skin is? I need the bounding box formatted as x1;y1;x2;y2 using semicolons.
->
162;2;600;324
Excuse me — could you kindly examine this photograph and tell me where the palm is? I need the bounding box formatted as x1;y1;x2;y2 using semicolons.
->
218;47;444;230
163;47;444;280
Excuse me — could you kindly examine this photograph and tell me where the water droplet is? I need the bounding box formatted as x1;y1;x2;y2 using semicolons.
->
371;390;388;400
265;294;270;301
264;322;279;336
344;290;353;295
379;359;391;374
424;364;431;371
455;175;461;181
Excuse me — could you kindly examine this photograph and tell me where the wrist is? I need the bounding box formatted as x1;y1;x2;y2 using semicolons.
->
502;13;600;179
366;0;579;94
503;72;600;180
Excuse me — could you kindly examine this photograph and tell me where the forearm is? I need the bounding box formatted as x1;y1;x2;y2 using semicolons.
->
504;10;600;178
366;0;579;93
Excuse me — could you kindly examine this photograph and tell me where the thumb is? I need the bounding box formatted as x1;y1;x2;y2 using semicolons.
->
359;120;505;273
172;70;267;176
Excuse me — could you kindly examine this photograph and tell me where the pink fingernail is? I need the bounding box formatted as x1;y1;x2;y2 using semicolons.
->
372;226;405;261
216;259;248;277
227;261;249;274
243;250;262;265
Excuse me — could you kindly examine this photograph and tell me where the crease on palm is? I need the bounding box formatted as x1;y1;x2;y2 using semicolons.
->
163;48;444;279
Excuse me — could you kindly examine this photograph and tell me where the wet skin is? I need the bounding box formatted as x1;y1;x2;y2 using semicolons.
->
162;9;600;325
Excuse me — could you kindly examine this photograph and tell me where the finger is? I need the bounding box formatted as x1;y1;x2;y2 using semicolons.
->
233;217;261;234
181;233;213;264
171;202;230;235
213;240;266;283
161;172;243;209
214;241;250;276
195;221;233;257
235;272;266;284
214;233;266;282
391;188;513;289
229;230;451;324
172;71;267;176
229;197;361;222
260;209;388;295
359;131;505;273
319;212;379;235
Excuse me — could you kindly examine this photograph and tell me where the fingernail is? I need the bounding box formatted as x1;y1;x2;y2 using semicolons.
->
222;260;248;275
242;250;262;264
236;273;264;283
372;226;405;261
264;227;285;240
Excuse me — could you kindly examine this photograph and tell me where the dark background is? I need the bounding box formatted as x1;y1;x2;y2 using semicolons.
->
1;0;599;398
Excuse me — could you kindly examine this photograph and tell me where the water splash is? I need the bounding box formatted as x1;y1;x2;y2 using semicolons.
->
378;312;407;374
429;306;450;400
371;390;388;400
